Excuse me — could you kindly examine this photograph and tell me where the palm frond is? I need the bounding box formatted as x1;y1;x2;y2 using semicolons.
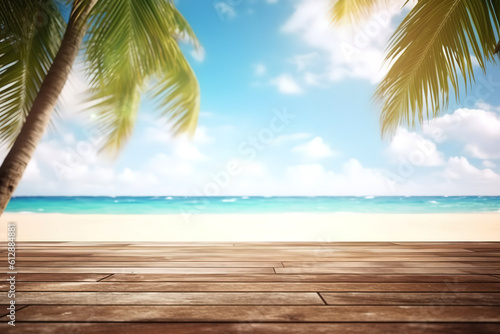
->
85;0;199;152
151;54;200;136
0;0;65;145
330;0;392;24
376;0;500;136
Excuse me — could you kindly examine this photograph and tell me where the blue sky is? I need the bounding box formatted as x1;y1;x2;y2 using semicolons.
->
4;0;500;196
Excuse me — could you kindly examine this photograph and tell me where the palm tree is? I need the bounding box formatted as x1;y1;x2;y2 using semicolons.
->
331;0;500;135
0;0;200;214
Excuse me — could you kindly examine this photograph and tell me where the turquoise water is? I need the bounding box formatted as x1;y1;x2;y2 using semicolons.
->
5;196;500;214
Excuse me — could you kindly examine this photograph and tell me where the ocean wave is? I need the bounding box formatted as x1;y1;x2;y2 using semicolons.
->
241;196;249;199
364;196;375;199
165;197;173;200
429;200;439;204
222;198;237;202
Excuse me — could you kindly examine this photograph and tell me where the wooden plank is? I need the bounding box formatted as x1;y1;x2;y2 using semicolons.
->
17;257;500;266
275;267;500;274
2;281;500;292
8;305;500;322
16;257;184;262
17;260;500;269
0;305;26;318
2;323;500;334
467;248;500;252
232;242;400;246
282;261;489;268
106;273;500;282
394;242;500;247
320;292;500;305
11;248;484;255
10;248;486;254
12;253;500;261
7;267;276;274
4;242;500;333
8;274;110;282
0;292;323;305
15;261;284;268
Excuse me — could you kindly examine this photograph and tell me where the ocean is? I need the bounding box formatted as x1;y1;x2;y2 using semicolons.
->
5;196;500;214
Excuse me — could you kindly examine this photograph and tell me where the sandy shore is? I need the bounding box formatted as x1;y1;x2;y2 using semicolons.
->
1;213;499;242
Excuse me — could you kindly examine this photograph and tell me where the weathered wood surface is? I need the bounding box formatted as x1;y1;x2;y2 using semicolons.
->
0;241;499;333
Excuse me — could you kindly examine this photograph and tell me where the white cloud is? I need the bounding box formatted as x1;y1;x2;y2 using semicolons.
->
272;133;312;145
286;163;327;186
118;168;137;183
190;46;206;62
444;156;497;180
292;136;335;160
24;159;41;181
423;108;500;160
240;161;267;177
483;160;497;168
9;131;500;196
253;63;266;76
145;126;209;162
214;2;237;19
58;61;92;117
285;159;395;196
171;141;206;162
474;101;500;112
304;71;323;86
147;153;195;178
146;125;214;146
271;74;303;94
387;128;444;166
289;53;318;71
438;157;500;194
281;0;406;84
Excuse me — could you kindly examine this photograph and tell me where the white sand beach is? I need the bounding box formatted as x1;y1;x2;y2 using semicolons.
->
1;213;499;242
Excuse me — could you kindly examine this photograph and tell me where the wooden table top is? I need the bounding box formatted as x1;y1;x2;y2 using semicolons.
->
1;241;500;333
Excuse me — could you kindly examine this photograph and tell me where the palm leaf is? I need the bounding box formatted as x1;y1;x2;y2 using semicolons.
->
375;0;500;136
330;0;392;24
0;0;65;145
85;0;199;153
150;54;200;136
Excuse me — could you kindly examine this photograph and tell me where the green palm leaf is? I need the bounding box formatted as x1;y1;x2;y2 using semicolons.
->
85;0;199;153
376;0;500;136
151;55;200;136
0;0;65;145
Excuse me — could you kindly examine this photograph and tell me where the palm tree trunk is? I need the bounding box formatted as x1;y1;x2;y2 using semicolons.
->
0;0;95;215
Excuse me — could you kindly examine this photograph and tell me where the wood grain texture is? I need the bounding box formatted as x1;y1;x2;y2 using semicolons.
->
3;241;499;333
275;267;500;274
105;273;500;282
2;323;500;334
9;267;275;274
3;274;111;282
2;281;500;292
320;292;500;305
6;305;500;322
0;292;324;305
